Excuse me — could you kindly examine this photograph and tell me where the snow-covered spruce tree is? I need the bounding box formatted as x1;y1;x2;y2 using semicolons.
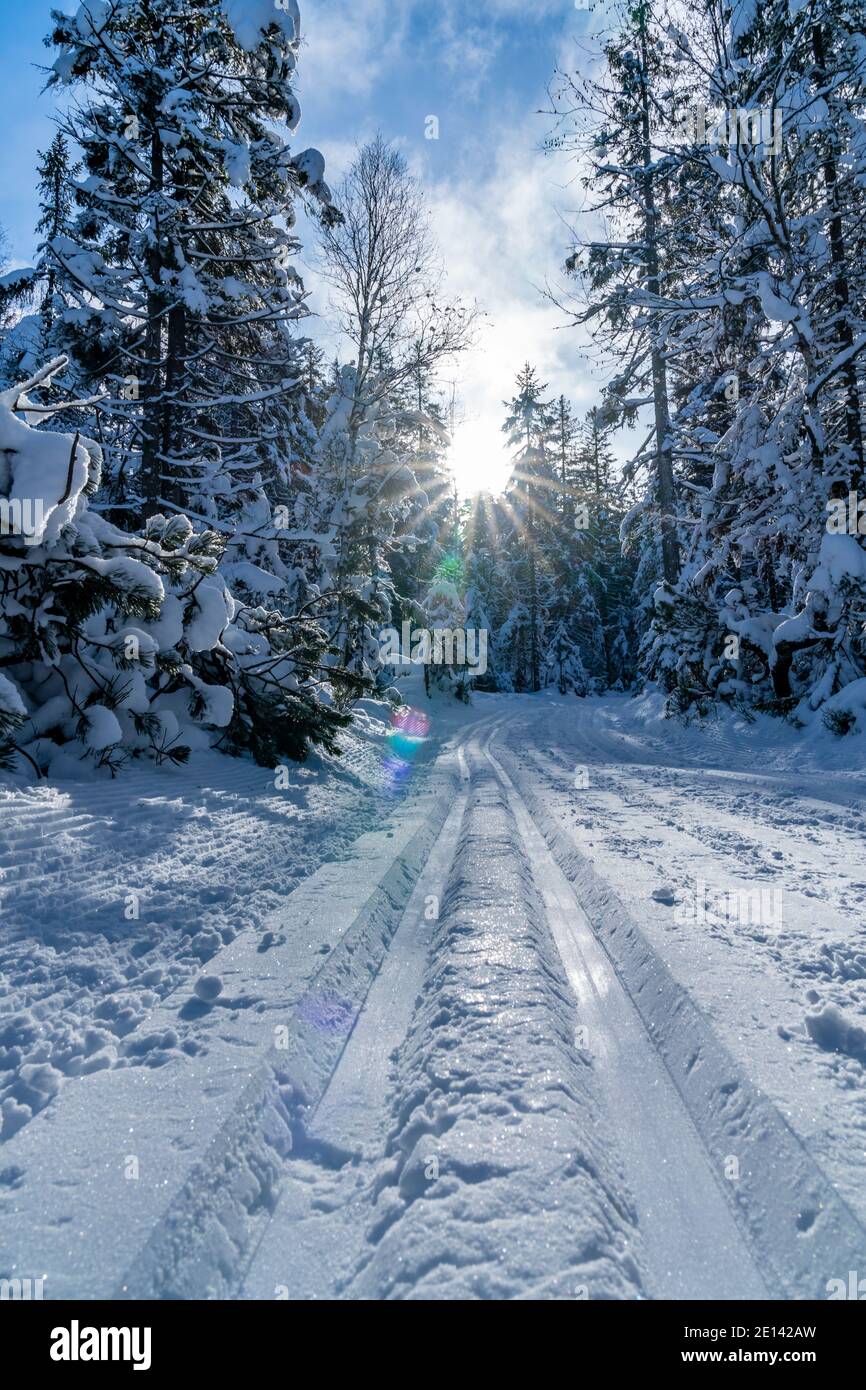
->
542;616;590;696
298;338;327;430
0;359;351;777
0;133;82;390
542;498;606;692
574;406;637;685
550;0;683;596
388;350;456;624
550;393;579;529
311;365;424;696
541;404;619;692
550;558;607;690
463;492;508;692
34;133;81;341
637;0;866;725
44;0;333;523
501;364;558;692
419;570;471;702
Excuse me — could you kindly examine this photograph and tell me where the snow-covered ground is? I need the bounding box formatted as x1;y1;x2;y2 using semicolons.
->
3;683;866;1300
0;701;401;1145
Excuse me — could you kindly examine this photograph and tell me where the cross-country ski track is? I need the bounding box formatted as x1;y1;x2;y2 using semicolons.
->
3;696;866;1301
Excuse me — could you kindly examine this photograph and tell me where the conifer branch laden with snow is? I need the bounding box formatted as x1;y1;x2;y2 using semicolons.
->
551;0;866;729
44;0;333;523
0;359;353;778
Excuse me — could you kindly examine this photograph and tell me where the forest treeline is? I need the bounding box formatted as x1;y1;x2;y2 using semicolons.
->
1;0;865;780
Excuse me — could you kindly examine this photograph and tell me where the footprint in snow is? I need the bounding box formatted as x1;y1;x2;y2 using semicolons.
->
651;885;678;905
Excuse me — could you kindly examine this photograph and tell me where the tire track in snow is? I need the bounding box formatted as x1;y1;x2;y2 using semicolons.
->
479;724;768;1300
487;717;866;1299
513;729;866;1215
244;719;645;1300
240;741;474;1299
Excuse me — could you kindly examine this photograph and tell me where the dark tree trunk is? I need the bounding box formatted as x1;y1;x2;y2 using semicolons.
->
638;13;680;585
140;126;165;517
813;22;864;488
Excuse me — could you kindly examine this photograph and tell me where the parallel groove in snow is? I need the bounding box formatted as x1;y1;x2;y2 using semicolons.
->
482;730;767;1299
240;746;473;1298
492;722;866;1300
340;735;644;1300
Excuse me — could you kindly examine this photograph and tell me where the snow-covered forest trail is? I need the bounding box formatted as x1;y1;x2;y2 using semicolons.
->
238;696;866;1301
241;712;773;1300
4;693;866;1301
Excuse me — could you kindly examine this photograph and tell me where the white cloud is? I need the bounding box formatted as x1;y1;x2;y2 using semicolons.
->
296;0;614;494
427;121;597;493
299;0;411;105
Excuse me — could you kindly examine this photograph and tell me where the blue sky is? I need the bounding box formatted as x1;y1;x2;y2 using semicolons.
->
0;0;617;492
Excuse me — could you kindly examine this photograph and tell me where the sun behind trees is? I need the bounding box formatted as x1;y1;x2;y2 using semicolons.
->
460;365;636;697
1;0;865;785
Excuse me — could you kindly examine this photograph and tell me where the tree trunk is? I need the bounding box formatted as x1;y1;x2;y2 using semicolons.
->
638;13;680;585
140;126;165;517
162;301;186;507
812;22;864;487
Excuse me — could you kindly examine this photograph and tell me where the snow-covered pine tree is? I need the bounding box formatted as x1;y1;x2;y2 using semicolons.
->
542;615;590;696
574;406;636;685
34;133;81;347
463;492;508;691
388;350;455;623
501;364;557;692
45;0;333;524
0;358;351;777
549;393;578;527
312;365;425;695
299;340;327;429
0;132;81;389
551;0;683;599
420;569;471;702
635;0;866;725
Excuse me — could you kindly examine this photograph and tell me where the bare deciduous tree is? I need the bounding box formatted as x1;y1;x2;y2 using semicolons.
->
318;135;478;446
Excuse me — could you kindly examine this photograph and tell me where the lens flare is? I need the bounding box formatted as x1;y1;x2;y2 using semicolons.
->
392;707;431;738
383;706;430;793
